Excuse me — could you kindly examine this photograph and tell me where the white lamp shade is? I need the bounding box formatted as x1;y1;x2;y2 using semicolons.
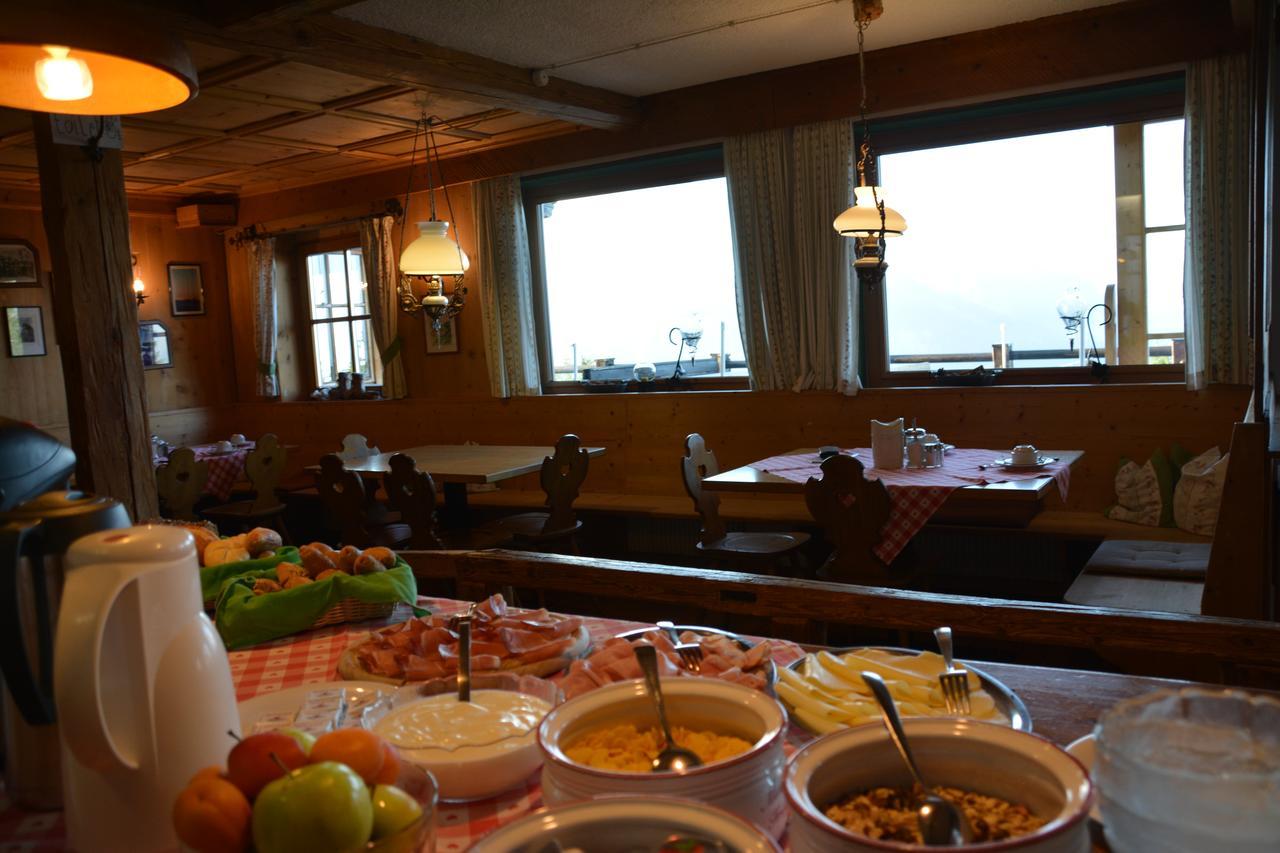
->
833;186;907;236
399;220;469;275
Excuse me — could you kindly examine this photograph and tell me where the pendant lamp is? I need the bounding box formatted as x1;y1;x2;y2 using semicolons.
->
0;7;197;115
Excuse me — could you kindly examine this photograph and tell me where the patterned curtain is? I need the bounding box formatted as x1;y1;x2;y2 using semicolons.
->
358;214;407;399
247;236;278;397
473;175;541;397
1184;53;1251;388
724;118;857;393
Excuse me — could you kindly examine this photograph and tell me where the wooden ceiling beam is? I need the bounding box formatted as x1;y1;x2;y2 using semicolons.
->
202;0;364;31
132;4;642;129
197;56;284;87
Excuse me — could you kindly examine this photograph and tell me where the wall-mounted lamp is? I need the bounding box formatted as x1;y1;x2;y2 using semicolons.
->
131;253;146;306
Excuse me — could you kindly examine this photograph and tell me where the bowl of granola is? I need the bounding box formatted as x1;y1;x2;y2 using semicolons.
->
785;718;1092;852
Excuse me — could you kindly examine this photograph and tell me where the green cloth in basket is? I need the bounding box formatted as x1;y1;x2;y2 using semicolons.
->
200;546;302;604
213;560;418;650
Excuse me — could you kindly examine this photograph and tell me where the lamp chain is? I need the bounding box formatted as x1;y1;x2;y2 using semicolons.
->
853;0;887;266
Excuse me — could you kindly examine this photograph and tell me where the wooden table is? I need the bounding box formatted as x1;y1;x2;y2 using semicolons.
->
704;448;1084;527
335;444;607;525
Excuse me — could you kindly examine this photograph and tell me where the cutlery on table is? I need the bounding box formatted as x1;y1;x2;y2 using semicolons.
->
656;620;704;672
933;626;971;715
635;644;703;772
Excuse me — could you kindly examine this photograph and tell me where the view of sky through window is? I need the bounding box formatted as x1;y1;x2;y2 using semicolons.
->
539;177;745;380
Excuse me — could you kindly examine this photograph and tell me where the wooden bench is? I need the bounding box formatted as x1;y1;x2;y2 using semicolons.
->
1027;510;1212;544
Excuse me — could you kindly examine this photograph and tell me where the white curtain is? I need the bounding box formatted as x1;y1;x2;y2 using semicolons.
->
724;118;857;393
358;214;408;399
1184;53;1252;389
473;175;541;397
247;236;278;397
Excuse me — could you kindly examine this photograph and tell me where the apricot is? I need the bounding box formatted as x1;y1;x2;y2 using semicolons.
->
309;728;387;786
172;776;252;853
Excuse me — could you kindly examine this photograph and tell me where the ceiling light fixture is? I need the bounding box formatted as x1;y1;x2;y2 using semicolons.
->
833;0;906;277
0;8;197;114
397;116;469;331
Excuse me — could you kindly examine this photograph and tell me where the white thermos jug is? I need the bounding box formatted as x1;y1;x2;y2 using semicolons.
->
54;525;241;852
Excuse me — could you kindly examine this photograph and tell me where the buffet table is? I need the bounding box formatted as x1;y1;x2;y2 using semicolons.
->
0;597;1196;851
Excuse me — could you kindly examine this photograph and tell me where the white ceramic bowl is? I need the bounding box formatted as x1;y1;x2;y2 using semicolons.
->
539;677;790;837
363;674;560;802
468;795;782;852
786;718;1093;852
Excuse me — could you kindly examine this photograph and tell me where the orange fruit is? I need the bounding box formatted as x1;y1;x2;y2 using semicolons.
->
172;777;252;853
309;729;386;786
188;765;225;786
373;742;400;785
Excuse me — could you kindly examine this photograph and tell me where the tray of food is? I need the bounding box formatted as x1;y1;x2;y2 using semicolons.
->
779;646;1030;735
338;593;590;683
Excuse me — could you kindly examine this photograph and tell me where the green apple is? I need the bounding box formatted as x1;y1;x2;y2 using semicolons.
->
369;783;423;840
252;761;372;853
279;727;316;755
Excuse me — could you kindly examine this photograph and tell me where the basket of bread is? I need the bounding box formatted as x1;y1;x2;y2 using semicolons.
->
147;520;302;608
212;542;419;650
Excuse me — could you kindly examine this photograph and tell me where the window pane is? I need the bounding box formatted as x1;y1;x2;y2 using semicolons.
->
347;249;369;314
1146;229;1185;342
327;252;350;319
353;318;373;379
879;126;1117;371
312;324;335;386
539;177;746;381
1143;119;1185;229
332;319;353;374
306;254;329;320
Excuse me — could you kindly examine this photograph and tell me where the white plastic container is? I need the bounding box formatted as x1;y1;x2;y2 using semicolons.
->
538;678;789;838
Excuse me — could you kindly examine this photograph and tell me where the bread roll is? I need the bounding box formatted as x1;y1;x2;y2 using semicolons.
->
354;553;387;575
315;568;347;582
276;563;307;583
252;578;282;596
337;545;361;572
363;547;396;569
204;539;251;567
245;527;283;555
283;575;313;589
299;544;337;577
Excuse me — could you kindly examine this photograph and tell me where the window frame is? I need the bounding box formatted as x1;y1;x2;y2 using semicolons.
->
522;147;749;394
296;237;382;390
861;76;1188;388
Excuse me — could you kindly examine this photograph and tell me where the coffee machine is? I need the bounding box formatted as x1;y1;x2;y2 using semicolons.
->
0;417;130;807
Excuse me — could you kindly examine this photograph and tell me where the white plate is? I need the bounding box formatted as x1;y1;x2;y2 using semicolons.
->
994;455;1056;470
237;680;392;732
1065;732;1102;821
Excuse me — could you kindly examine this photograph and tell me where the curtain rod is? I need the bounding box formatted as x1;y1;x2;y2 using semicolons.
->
229;198;402;247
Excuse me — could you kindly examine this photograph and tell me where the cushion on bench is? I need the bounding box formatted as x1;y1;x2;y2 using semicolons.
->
1083;539;1211;580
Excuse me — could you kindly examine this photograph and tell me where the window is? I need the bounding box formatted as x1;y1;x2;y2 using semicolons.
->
302;247;381;387
862;77;1187;384
524;148;747;388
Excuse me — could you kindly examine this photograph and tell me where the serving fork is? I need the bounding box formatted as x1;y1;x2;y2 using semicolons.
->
656;620;703;672
933;626;972;715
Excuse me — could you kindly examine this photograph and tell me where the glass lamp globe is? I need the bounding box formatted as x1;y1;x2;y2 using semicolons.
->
833;186;908;236
1056;288;1086;331
399;221;470;276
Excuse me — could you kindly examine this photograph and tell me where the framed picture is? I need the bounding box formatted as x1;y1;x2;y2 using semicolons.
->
0;240;39;287
168;263;205;316
139;320;172;369
5;306;46;357
425;316;458;354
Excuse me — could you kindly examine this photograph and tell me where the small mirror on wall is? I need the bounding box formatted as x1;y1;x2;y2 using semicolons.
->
140;320;171;369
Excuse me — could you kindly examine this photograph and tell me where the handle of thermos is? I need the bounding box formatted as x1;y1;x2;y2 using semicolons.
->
0;520;57;725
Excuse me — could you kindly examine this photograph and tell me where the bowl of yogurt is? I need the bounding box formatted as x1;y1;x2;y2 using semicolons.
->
362;672;562;801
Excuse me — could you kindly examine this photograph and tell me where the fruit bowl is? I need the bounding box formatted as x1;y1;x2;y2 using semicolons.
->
367;762;437;852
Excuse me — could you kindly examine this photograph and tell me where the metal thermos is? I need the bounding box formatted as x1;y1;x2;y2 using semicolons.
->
0;418;130;808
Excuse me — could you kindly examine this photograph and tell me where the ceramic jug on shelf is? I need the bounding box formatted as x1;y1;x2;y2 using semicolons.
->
54;525;241;853
871;418;905;469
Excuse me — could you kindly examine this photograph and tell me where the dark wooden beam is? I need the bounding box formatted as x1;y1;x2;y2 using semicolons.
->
133;5;642;129
32;115;158;521
199;0;363;31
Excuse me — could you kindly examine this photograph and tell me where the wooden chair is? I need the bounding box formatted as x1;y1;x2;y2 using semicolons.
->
804;453;893;584
155;447;208;521
202;435;291;539
489;434;590;552
384;453;444;549
1064;422;1270;620
316;453;409;548
681;433;809;573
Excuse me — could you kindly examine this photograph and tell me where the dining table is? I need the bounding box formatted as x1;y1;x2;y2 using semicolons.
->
324;444;607;525
705;447;1083;564
154;441;256;502
0;595;1217;852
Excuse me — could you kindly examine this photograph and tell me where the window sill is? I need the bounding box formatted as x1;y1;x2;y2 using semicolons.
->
866;365;1185;388
542;377;750;395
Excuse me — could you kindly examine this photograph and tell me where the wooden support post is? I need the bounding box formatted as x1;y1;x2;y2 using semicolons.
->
33;115;158;521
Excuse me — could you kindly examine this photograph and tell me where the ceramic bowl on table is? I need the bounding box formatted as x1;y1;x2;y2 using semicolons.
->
538;677;790;838
362;673;561;802
468;795;781;852
786;718;1093;852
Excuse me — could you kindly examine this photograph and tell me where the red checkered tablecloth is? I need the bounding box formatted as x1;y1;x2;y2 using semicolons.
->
750;448;1071;563
155;442;254;502
0;598;805;852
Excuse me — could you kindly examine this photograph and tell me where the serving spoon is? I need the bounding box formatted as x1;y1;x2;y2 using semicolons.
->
635;645;702;772
861;671;971;846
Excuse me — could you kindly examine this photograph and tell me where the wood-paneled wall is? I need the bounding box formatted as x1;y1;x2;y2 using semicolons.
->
0;203;234;443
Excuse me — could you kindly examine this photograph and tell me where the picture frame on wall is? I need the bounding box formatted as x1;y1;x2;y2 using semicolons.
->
139;320;172;369
5;306;47;357
0;240;40;287
168;262;205;316
425;316;459;354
